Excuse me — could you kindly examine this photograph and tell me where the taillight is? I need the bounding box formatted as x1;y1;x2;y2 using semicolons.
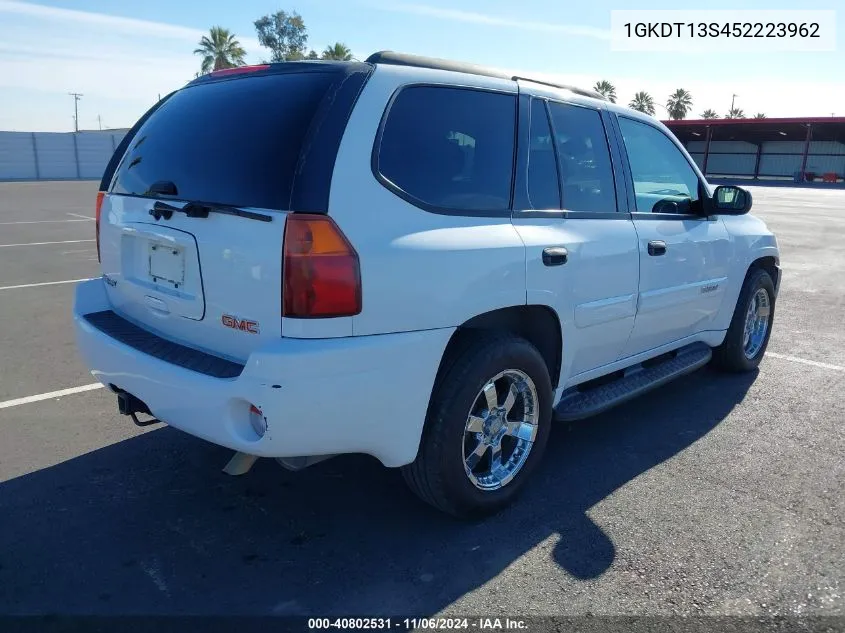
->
282;214;361;318
95;191;105;263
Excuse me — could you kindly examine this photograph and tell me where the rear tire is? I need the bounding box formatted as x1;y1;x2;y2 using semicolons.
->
712;268;775;372
402;333;552;518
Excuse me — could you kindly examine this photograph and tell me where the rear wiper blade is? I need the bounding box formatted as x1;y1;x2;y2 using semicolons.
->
150;200;272;223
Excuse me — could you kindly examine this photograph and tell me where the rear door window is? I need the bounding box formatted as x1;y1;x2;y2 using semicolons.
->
547;102;617;213
375;86;516;214
111;71;338;210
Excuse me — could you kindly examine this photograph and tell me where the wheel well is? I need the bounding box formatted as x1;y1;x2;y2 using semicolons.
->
749;256;779;289
440;306;563;389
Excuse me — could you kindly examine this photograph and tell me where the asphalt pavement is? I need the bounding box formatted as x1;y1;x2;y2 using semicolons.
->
0;181;842;620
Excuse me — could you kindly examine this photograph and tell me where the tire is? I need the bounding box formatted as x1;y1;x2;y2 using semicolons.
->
712;267;776;372
402;333;553;518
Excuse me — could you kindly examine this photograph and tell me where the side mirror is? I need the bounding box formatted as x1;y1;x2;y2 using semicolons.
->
712;185;752;215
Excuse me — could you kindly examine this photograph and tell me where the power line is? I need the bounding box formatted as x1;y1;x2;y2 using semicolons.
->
68;92;83;132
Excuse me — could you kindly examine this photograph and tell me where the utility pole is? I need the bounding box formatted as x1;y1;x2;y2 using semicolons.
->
97;114;103;131
730;93;738;114
68;92;83;132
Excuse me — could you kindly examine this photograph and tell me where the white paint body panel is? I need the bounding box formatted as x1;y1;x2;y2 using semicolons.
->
330;66;526;336
621;215;733;358
511;217;640;379
74;279;451;467
99;194;287;362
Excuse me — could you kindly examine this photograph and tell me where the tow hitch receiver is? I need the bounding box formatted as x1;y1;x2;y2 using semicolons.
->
116;390;161;427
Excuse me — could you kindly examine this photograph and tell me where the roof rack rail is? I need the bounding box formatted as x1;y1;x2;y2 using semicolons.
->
509;76;604;100
365;51;606;101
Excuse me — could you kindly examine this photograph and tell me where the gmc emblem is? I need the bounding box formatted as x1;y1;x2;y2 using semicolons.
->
221;314;260;334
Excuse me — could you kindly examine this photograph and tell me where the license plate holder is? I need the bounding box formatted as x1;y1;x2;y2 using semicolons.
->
148;242;185;289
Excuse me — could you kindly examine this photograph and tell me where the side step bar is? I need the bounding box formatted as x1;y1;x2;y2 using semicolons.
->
554;343;713;422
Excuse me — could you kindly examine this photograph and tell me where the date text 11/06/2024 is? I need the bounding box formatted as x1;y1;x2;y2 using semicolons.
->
307;618;528;630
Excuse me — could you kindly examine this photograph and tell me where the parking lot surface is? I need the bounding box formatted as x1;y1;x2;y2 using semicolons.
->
0;182;842;618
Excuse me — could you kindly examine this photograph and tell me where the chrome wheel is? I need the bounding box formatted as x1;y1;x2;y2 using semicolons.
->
743;287;771;359
462;369;539;491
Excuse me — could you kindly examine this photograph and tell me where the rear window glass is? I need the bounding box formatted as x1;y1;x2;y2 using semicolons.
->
375;86;516;213
110;71;337;210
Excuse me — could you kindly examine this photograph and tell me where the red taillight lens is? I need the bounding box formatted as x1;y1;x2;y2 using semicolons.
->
95;191;104;263
282;214;361;318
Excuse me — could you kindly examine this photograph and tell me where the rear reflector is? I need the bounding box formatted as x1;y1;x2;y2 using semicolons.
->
95;191;104;263
210;64;270;77
283;214;361;318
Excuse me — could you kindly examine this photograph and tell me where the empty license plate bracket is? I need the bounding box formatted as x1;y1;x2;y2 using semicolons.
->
148;242;185;289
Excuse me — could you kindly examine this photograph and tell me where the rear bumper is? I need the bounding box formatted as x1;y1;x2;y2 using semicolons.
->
73;278;453;467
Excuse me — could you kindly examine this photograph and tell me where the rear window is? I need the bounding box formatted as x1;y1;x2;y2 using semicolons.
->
110;71;337;210
375;86;516;214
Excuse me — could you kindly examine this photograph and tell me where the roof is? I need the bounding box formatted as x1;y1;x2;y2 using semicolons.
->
365;51;606;101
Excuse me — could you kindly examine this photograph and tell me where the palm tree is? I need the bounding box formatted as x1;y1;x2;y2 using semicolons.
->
194;26;247;74
321;42;353;61
629;91;655;116
666;88;693;120
726;107;746;119
593;80;617;103
700;109;719;119
753;113;767;119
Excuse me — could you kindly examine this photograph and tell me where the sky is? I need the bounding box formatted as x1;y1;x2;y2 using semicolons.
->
0;0;843;132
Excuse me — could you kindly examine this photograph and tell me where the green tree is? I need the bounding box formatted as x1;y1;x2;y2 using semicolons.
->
629;91;655;116
593;80;617;103
193;26;247;74
700;109;719;119
307;50;319;60
254;10;308;62
726;107;746;119
666;88;693;120
321;42;353;61
753;112;767;119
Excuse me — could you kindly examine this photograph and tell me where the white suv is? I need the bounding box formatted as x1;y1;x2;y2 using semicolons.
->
74;52;780;517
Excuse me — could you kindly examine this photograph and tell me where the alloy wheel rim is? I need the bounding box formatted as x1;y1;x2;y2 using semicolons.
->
461;369;539;491
743;287;771;359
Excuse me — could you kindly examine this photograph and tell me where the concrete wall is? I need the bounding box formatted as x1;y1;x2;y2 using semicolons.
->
0;130;126;181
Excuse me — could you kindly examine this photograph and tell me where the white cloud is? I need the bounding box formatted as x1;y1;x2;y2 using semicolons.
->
0;1;264;130
377;3;611;40
0;0;262;51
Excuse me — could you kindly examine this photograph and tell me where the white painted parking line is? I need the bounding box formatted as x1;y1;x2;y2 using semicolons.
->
0;219;91;225
0;383;104;410
767;352;844;372
0;277;94;291
0;239;95;248
66;213;94;220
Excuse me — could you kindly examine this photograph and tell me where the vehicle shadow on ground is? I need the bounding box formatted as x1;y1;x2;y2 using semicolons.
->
0;367;756;616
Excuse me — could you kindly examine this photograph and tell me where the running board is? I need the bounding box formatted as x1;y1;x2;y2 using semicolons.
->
554;343;712;422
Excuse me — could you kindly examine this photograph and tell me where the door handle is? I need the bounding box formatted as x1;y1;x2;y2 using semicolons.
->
542;247;568;266
647;240;667;256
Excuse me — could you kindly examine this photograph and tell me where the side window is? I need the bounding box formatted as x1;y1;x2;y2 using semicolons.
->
547;102;617;213
527;99;561;209
376;86;516;213
618;116;702;214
